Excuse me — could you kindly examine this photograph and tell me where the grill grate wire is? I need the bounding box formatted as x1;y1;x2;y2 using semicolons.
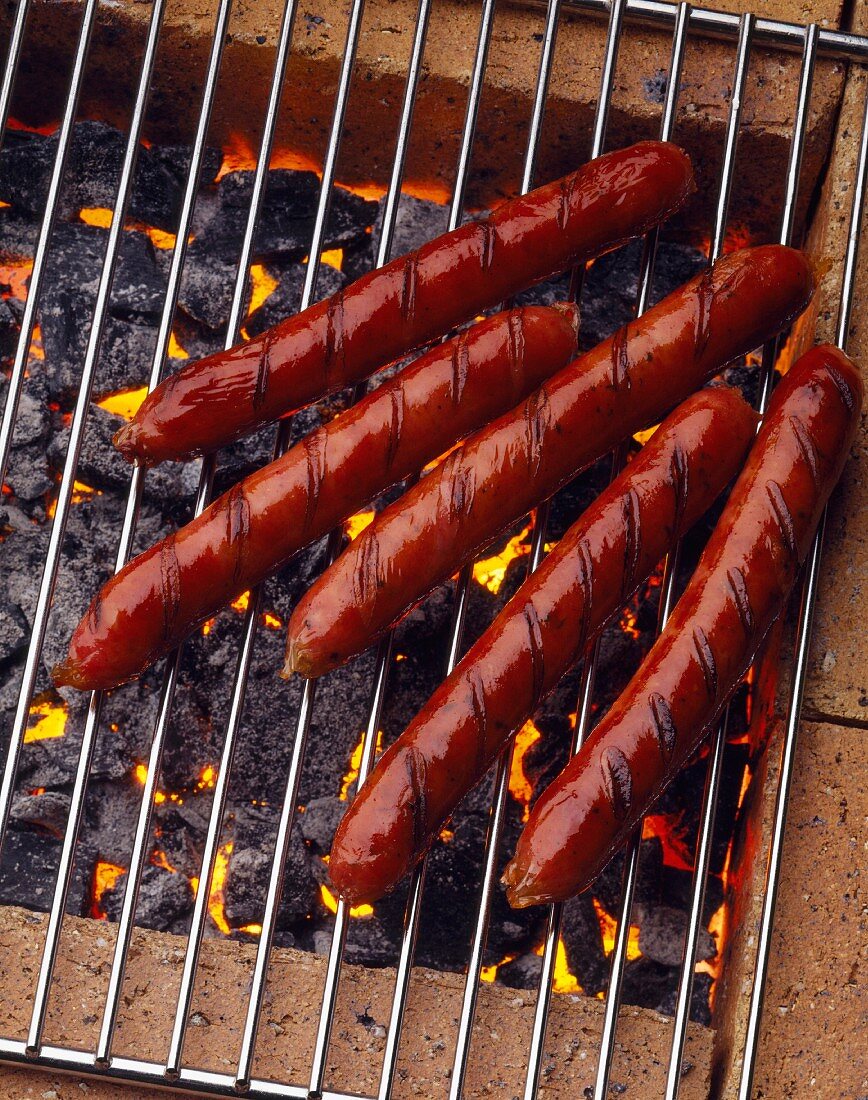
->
0;0;865;1097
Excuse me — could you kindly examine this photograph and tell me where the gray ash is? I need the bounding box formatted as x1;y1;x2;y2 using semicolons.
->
0;120;756;1023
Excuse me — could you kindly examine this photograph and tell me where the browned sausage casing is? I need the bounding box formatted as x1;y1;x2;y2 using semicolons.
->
503;344;863;907
53;306;578;692
286;245;815;679
113;142;693;465
328;387;758;905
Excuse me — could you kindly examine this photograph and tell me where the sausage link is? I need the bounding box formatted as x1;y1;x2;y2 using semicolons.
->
286;245;815;679
53;306;578;691
503;344;863;907
114;142;693;465
328;387;758;905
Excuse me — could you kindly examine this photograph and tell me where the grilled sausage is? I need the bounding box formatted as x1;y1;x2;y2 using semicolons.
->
503;344;863;907
328;387;758;905
53;306;578;692
113;142;694;465
286;245;815;679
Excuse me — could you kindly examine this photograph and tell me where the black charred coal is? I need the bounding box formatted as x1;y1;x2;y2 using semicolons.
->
0;120;737;1022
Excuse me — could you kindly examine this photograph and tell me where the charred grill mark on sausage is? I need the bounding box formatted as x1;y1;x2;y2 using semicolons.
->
694;265;715;358
252;331;272;413
477;220;496;273
524;385;551;478
386;385;405;472
451;332;470;408
726;565;755;637
601;745;633;821
405;745;429;855
693;625;719;700
789;414;821;487
468;667;490;778
669;442;689;535
506;308;526;399
324;289;346;388
226;483;252;585
352;527;382;612
622;487;642;600
523;600;546;710
649;691;677;762
611;324;631;391
159;539;182;645
766;479;799;563
400;252;419;324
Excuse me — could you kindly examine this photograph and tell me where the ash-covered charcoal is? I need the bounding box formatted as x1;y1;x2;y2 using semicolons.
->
498;952;544;990
9;788;72;838
101;861;194;931
298;796;345;854
0;207;39;263
370;193;449;261
0;122;187;231
47;403;201;508
223;804;316;930
634;904;716;968
560;893;610;995
0;603;28;665
619;956;679;1015
0;825;92;915
659;971;714;1027
244;259;345;338
174;238;243;331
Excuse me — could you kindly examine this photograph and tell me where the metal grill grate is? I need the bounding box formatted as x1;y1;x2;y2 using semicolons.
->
0;0;865;1096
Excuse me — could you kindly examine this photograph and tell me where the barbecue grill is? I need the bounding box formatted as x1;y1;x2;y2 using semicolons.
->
0;0;864;1096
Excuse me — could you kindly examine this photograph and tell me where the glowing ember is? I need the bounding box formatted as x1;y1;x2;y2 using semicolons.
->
25;699;67;743
151;849;178;873
339;729;384;801
508;719;542;821
553;937;583;994
196;764;217;790
169;330;189;359
78;206;182;250
232;591;251;613
202;617;216;635
593;897;642;961
262;610;282;630
97;386;149;420
189;840;234;934
344;510;376;541
318;248;344;271
319;880;373;919
439;826;454;842
619;602;641;641
248;263;278;316
91;861;126;919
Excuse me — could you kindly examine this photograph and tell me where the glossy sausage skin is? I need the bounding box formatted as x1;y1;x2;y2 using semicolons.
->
503;344;863;908
114;142;694;465
286;245;815;679
53;306;578;691
329;388;758;905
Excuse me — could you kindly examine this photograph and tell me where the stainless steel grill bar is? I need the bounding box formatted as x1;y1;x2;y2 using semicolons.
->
555;0;868;61
522;6;690;1094
591;17;755;1097
162;0;302;1077
736;56;868;1100
24;0;168;1055
307;3;498;1093
0;0;30;153
447;0;629;1089
94;0;235;1065
167;0;364;1080
664;24;818;1096
0;0;99;849
376;4;566;1093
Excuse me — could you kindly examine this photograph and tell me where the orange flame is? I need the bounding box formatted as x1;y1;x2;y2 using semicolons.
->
472;523;538;595
189;840;234;934
339;729;383;801
641;813;695;873
319;880;374;919
508;720;542;822
593;897;642;961
97;386;149;420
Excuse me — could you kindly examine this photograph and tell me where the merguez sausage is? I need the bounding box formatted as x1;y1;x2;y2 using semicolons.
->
113;142;694;465
328;387;758;905
286;245;815;679
503;344;863;908
53;306;579;691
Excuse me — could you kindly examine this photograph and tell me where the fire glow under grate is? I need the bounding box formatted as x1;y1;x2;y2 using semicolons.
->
0;0;866;1097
